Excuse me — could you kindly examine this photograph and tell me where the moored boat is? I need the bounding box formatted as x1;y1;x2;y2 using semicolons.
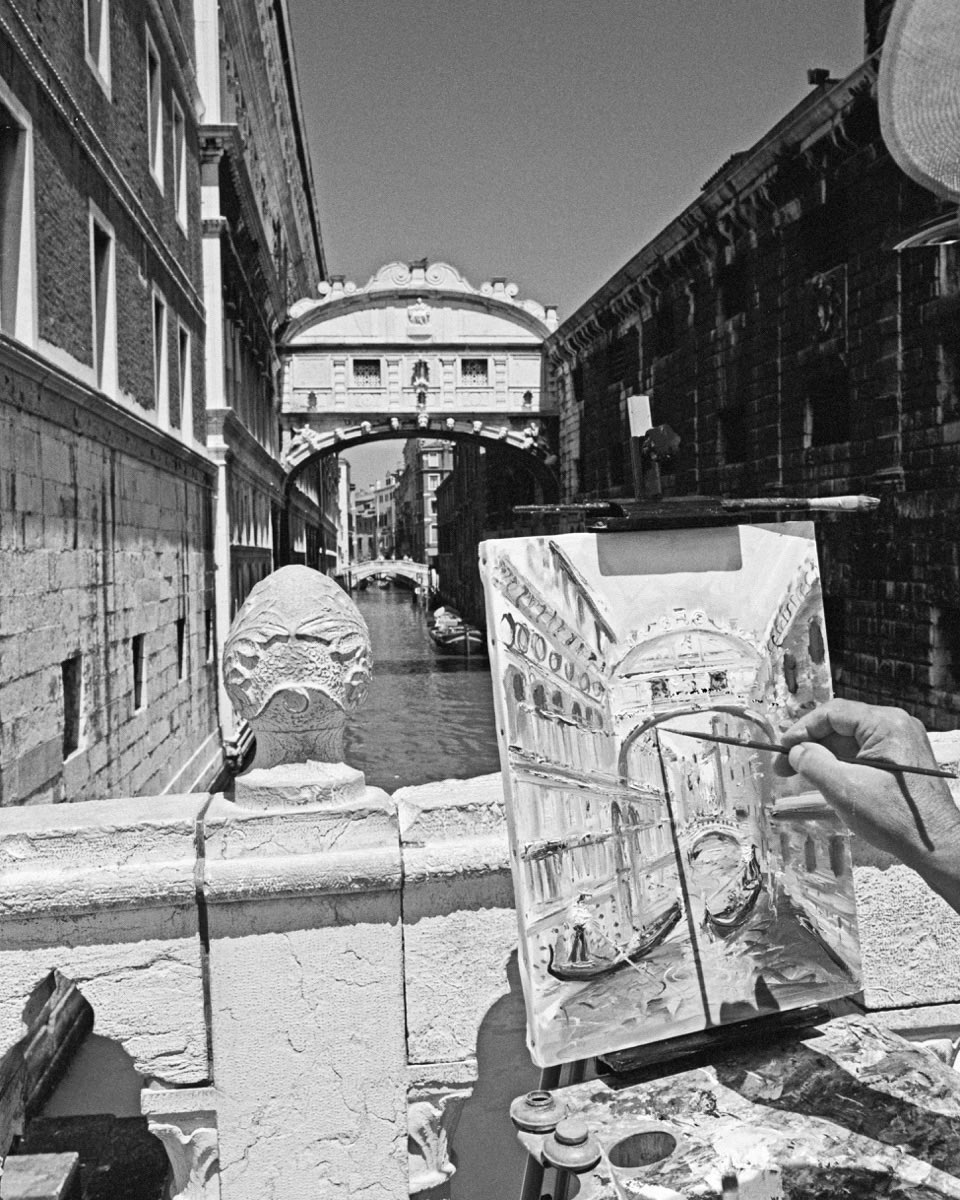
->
427;607;486;656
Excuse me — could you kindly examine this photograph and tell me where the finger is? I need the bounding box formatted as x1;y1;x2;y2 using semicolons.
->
786;741;882;818
780;699;876;748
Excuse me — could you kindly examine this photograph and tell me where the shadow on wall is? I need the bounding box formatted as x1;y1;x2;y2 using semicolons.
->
450;952;541;1200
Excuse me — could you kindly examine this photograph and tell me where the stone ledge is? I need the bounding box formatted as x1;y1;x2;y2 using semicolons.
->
202;845;402;903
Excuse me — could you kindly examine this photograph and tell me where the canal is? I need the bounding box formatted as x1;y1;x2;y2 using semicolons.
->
345;588;503;792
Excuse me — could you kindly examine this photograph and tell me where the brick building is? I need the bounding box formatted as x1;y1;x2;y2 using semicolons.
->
0;0;219;804
545;0;960;729
0;0;329;800
195;0;329;760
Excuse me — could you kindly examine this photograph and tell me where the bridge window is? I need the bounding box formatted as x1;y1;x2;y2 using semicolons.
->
352;358;382;386
461;358;489;386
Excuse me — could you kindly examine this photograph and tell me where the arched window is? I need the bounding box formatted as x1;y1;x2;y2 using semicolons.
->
829;835;846;877
779;832;791;864
552;690;563;711
804;836;817;873
571;702;582;723
512;673;525;703
532;683;546;712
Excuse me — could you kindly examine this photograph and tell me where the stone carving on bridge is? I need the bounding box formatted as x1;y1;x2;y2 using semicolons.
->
222;564;372;770
480;524;860;1067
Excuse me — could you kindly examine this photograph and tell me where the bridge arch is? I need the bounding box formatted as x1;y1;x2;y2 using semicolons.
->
278;416;558;565
338;558;431;589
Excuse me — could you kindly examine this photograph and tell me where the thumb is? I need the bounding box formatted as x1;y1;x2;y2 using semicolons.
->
787;741;845;799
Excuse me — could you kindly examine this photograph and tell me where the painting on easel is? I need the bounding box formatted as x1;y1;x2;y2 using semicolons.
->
479;523;861;1067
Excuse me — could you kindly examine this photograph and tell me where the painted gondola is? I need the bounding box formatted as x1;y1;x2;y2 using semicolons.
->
546;899;683;982
702;849;763;936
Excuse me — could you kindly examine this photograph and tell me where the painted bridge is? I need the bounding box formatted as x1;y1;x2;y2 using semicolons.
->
337;557;431;590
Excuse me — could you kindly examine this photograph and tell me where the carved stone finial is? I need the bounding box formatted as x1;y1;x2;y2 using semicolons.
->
222;565;372;771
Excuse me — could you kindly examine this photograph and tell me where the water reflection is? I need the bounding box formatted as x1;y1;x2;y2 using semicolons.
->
345;589;502;792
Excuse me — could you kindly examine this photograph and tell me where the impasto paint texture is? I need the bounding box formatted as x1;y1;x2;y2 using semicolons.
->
479;523;861;1066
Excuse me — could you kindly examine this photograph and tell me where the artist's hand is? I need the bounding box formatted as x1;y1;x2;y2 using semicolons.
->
777;700;960;910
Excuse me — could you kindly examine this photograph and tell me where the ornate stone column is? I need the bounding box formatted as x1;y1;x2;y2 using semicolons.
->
205;566;406;1198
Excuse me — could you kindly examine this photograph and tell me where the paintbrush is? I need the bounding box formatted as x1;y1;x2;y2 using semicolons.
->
658;727;959;780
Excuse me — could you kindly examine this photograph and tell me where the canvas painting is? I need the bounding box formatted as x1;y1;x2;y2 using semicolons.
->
479;523;861;1066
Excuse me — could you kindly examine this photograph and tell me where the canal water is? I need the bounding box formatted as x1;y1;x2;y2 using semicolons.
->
345;588;503;792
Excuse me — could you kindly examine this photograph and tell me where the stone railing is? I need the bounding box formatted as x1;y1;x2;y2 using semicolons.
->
1;566;959;1198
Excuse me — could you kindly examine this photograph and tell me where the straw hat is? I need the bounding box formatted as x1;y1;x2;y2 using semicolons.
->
879;0;960;200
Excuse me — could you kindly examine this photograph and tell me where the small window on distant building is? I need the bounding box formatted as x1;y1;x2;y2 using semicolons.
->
461;358;489;386
522;390;533;408
90;207;116;396
152;289;169;425
352;358;381;386
132;633;146;710
145;28;163;189
61;654;82;758
0;93;34;343
171;96;187;228
85;0;111;94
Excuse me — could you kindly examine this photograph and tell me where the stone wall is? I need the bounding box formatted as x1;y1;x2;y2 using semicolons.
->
0;345;220;805
546;60;960;729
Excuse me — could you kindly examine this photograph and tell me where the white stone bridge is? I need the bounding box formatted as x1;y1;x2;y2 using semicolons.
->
338;556;431;590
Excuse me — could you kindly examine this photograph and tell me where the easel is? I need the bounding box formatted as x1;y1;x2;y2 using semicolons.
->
501;491;952;1200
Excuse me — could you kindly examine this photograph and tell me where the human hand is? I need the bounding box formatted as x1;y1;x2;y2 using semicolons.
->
776;700;960;880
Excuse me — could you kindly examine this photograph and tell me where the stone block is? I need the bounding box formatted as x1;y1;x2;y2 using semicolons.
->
0;794;209;1086
398;776;519;1066
0;1152;80;1199
202;784;406;1199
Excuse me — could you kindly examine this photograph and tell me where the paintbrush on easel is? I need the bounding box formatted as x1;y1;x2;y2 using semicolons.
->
658;727;958;780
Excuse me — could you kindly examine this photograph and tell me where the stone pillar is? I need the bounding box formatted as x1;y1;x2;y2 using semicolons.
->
206;567;407;1197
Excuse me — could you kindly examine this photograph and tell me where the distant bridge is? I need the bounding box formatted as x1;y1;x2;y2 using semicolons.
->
338;558;432;590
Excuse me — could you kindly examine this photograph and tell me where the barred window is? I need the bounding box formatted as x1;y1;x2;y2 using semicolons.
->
461;358;489;386
352;358;381;386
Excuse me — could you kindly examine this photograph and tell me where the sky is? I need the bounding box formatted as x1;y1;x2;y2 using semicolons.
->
284;1;865;486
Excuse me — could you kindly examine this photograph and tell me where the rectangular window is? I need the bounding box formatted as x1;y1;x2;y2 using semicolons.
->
152;289;169;426
719;405;749;465
932;605;960;691
90;207;116;396
204;606;214;663
718;257;749;321
84;0;111;94
132;633;146;710
176;615;186;680
171;96;186;228
804;359;850;448
461;358;489;386
175;322;191;434
0;93;34;343
352;358;381;386
61;654;82;758
145;28;163;189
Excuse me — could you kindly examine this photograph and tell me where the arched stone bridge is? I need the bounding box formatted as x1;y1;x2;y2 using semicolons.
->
281;415;553;473
338;558;431;590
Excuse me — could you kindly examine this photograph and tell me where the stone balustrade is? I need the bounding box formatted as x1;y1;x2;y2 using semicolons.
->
1;567;959;1198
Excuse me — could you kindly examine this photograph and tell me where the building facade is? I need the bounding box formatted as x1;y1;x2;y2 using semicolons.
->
0;0;221;804
397;439;453;567
195;0;330;759
545;3;960;730
0;0;331;801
